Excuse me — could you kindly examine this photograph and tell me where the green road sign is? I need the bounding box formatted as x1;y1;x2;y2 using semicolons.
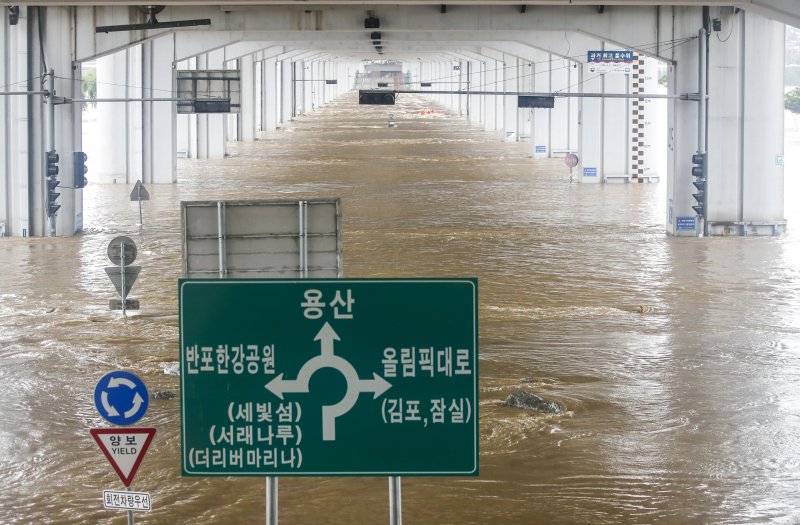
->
179;278;478;476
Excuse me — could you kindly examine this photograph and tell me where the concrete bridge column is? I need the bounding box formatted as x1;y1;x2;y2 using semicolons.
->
295;59;304;116
311;60;321;109
669;7;785;236
0;7;83;236
95;52;128;183
449;61;459;112
472;60;485;127
240;54;255;142
577;43;637;184
517;58;532;142
225;59;238;143
433;62;443;106
281;59;293;122
141;35;177;183
254;59;262;134
483;57;499;133
531;51;551;158
321;61;330;105
550;56;579;159
0;7;32;237
263;57;278;132
194;51;226;160
578;55;603;184
175;57;196;160
503;55;518;141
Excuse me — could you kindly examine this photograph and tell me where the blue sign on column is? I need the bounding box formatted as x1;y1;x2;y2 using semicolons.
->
94;371;149;425
676;217;697;231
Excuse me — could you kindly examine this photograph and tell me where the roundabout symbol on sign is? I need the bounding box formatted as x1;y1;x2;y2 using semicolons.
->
94;371;149;425
265;322;392;441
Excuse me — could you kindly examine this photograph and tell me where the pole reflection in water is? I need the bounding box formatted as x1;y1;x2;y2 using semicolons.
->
0;92;799;524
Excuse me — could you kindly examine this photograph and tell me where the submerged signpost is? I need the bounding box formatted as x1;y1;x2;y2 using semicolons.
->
130;180;149;226
91;371;156;524
179;278;479;522
105;236;141;314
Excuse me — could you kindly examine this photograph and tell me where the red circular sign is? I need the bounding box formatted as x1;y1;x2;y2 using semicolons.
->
564;153;579;168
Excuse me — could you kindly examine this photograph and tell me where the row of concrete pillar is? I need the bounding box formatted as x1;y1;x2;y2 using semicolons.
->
0;5;788;237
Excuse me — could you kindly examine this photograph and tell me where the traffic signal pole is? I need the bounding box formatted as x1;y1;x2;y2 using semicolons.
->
45;69;56;237
697;26;709;237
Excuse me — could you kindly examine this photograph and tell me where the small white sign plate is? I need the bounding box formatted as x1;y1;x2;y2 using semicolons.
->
103;489;152;512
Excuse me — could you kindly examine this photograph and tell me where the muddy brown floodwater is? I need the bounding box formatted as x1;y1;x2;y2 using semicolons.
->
1;92;800;524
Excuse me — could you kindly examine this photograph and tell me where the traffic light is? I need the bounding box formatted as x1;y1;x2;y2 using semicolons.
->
45;150;60;217
46;150;59;177
691;152;707;217
47;178;60;217
359;90;395;105
73;151;88;188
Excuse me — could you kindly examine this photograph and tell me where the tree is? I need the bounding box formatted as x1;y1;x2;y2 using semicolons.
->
786;87;800;114
81;68;96;109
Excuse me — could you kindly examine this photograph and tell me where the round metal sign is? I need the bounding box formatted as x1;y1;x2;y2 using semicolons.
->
107;236;137;266
93;370;149;426
564;153;579;168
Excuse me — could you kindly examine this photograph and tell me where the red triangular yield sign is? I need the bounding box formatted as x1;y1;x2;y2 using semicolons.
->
90;428;156;487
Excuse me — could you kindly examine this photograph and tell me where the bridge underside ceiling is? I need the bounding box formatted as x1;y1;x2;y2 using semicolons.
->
76;3;797;64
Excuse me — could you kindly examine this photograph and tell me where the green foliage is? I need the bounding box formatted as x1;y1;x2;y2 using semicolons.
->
81;68;96;108
786;87;800;114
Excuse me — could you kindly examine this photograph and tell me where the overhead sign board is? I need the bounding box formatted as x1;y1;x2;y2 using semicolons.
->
518;96;555;108
176;70;241;114
91;428;156;487
181;199;342;279
587;50;634;74
179;278;478;476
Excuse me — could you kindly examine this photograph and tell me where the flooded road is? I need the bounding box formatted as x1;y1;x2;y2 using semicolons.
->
1;92;800;524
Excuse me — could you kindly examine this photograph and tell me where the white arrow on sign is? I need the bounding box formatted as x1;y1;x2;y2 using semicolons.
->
264;322;392;440
100;375;142;417
124;393;145;419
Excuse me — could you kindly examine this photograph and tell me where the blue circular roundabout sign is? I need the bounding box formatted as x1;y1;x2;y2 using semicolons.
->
93;370;149;426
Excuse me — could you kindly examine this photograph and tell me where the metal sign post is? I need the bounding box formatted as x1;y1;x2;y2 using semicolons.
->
91;371;155;525
389;476;402;525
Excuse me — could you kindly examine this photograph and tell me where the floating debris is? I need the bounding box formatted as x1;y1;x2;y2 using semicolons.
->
152;390;177;400
503;391;562;414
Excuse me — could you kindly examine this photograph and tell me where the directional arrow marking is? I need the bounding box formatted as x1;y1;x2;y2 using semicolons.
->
314;322;340;357
360;373;392;399
108;376;137;389
124;393;145;419
264;322;392;441
101;391;120;417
